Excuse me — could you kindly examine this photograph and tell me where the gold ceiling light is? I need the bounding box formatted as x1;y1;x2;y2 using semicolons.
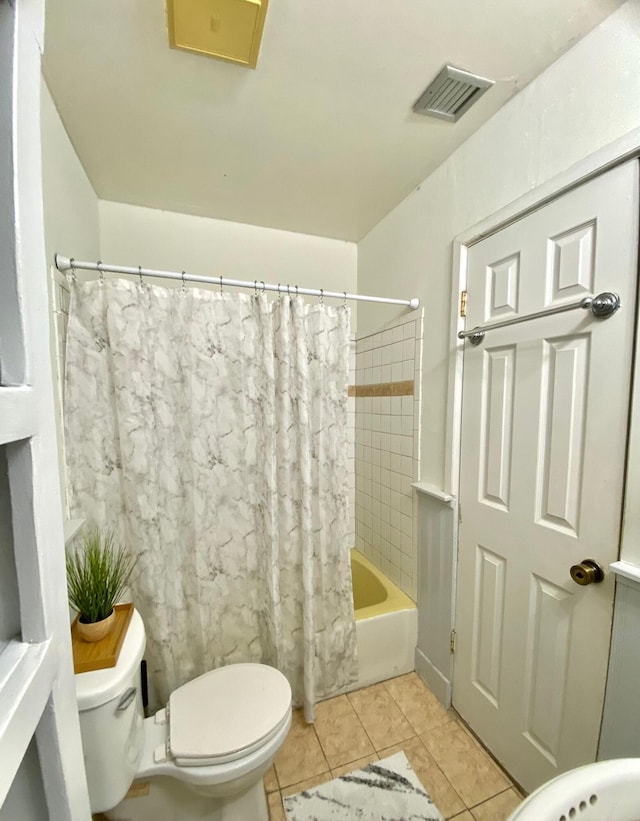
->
167;0;269;69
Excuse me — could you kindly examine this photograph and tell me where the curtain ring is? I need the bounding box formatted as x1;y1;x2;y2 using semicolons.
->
261;281;266;293
69;258;77;283
319;288;324;305
181;270;187;293
219;275;223;292
287;284;291;300
343;291;347;307
254;279;258;298
97;260;104;285
277;283;282;301
295;285;299;298
138;265;143;287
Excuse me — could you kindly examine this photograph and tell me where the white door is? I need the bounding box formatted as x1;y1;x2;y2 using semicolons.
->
453;162;639;792
0;2;90;817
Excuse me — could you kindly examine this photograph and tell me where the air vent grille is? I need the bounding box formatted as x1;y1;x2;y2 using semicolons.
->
413;65;493;122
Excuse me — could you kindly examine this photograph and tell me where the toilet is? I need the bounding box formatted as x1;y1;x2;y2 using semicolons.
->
75;609;292;821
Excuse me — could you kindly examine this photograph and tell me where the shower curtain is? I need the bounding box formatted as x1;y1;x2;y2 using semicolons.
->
64;278;357;720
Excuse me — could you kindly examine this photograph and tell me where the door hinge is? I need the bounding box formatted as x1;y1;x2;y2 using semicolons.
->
460;290;467;317
450;629;457;653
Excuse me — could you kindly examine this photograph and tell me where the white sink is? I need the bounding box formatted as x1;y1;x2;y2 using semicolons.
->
508;759;640;820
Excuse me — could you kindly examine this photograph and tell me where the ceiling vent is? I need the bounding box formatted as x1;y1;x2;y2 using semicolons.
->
413;65;493;122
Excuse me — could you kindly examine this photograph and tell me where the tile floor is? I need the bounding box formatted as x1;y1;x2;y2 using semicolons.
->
266;672;524;821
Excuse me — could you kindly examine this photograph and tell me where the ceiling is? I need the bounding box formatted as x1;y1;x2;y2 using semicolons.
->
43;0;623;242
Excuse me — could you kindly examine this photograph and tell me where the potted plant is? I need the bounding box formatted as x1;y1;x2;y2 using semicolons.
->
66;528;138;642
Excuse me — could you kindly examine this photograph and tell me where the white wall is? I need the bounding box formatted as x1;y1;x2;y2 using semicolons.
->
41;81;100;268
41;79;101;512
357;0;640;490
99;201;357;320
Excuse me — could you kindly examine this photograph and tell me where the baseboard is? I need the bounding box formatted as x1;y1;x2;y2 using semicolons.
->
415;647;451;707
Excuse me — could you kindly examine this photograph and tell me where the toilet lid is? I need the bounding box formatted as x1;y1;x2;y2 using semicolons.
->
168;663;292;766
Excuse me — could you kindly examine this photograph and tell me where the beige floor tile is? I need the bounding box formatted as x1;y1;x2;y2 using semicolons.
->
379;736;466;820
281;770;334;798
264;764;279;794
331;752;380;778
347;682;415;750
470;788;523;821
449;813;474;821
267;791;286;821
274;709;329;788
385;673;452;735
420;721;510;808
314;693;375;768
314;694;351;721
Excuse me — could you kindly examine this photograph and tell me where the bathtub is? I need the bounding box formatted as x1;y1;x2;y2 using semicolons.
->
350;549;417;689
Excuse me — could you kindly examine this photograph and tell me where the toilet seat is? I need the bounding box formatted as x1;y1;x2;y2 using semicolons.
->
166;663;292;767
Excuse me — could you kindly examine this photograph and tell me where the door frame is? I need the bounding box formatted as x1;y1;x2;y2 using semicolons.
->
443;127;640;712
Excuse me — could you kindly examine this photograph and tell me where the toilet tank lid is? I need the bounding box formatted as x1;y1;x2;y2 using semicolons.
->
169;663;292;762
75;608;146;710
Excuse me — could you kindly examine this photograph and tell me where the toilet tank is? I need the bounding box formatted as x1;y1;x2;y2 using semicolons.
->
75;608;147;813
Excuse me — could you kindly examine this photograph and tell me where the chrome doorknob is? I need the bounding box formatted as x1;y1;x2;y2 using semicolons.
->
570;559;605;586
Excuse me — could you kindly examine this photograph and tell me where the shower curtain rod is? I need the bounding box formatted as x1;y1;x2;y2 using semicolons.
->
55;255;420;310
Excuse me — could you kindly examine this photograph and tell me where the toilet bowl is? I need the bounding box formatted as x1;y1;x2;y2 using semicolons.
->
75;609;292;821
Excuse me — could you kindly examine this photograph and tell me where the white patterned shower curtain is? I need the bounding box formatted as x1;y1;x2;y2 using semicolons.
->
64;278;358;720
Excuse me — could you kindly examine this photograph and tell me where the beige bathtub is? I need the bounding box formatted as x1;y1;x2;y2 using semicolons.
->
350;549;417;688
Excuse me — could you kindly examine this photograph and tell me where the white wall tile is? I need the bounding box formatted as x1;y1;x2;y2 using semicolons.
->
354;317;423;599
403;322;416;340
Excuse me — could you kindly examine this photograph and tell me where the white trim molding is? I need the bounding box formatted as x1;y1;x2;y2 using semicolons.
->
609;560;640;586
412;481;455;506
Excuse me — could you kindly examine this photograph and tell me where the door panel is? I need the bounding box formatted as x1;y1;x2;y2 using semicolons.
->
537;334;589;533
472;545;506;707
454;162;639;792
480;346;516;509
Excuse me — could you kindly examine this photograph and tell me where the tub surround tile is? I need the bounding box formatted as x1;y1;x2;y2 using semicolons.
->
420;721;510;808
378;736;466;820
355;312;423;601
347;682;415;750
470;789;523;820
313;694;376;769
275;709;329;788
350;380;415;398
384;672;452;735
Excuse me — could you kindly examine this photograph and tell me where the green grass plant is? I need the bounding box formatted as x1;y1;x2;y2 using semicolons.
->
66;528;138;623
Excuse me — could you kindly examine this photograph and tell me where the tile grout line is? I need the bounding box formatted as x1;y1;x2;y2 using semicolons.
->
275;678;520;819
345;690;380;755
465;784;516;812
381;676;470;810
382;676;515;815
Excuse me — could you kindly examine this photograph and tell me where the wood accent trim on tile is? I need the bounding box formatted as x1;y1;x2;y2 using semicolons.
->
349;380;414;398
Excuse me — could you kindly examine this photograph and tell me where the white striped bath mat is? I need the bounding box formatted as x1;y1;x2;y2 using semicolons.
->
282;751;444;821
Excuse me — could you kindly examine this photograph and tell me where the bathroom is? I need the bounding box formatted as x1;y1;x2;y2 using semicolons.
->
2;1;640;819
